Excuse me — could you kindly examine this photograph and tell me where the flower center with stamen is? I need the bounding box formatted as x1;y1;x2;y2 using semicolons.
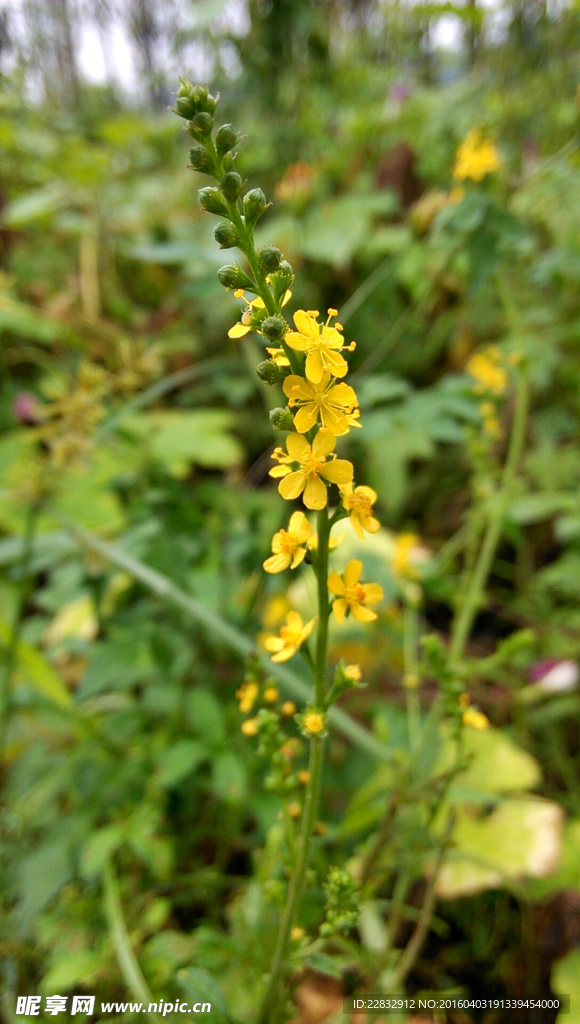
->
344;583;366;604
302;454;325;478
274;530;297;555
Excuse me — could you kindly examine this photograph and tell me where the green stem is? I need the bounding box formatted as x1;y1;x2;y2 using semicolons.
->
0;499;41;753
403;601;420;751
449;372;529;663
103;862;160;1024
258;510;331;1023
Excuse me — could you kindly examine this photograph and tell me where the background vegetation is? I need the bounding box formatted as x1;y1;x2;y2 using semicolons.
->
2;1;580;1022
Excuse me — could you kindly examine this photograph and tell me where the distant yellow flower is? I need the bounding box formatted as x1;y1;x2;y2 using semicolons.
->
291;926;306;941
285;309;355;384
297;770;310;785
283;372;358;436
327;559;384;624
391;533;430;580
263;510;313;574
281;701;297;717
467;349;508;395
462;707;489;730
236;681;259;714
303;711;325;735
263;686;279;703
453;130;501;182
340;483;380;539
344;664;362;682
269;429;353;511
264;610;316;663
241;717;259;736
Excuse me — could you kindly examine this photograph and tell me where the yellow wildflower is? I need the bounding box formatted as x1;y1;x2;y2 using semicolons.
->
340;483;380;540
264;610;316;663
344;664;362;682
327;559;384;624
467;349;508;395
236;681;259;714
291;927;305;941
263;510;313;574
462;707;489;730
391;533;430;580
281;701;297;717
297;770;310;785
228;289;291;339
263;686;279;703
303;711;326;735
283;372;358;436
241;717;259;736
285;308;356;384
453;129;501;182
288;802;301;818
269;429;353;511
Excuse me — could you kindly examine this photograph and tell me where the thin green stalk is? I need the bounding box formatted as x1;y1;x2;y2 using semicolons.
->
0;498;41;753
450;372;529;663
103;862;160;1024
402;601;421;751
258;508;332;1023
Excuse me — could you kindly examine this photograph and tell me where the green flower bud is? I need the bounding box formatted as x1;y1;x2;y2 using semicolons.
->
188;144;214;175
220;171;244;203
221;153;235;173
187;111;214;137
214;221;239;249
176;96;195;119
261;315;287;343
198;186;230;216
243;188;269;228
269;406;294;428
269;259;295;302
216;123;239;156
177;78;194;99
191;84;208;109
258;245;282;273
204;92;218;115
217;263;254;290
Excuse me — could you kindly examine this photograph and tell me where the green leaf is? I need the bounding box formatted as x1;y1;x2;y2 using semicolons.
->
552;949;580;1024
186;690;226;746
124;410;243;475
0;610;71;708
177;967;228;1021
18;839;74;929
212;751;247;804
80;824;125;880
156;740;206;788
41;950;101;994
2;184;68;226
437;725;541;795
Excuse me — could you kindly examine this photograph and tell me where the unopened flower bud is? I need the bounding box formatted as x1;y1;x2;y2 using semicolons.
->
198;186;230;216
261;315;286;343
176;96;196;119
220;171;244;203
258;245;282;273
214;221;239;249
188;144;214;175
243;188;269;227
257;359;290;385
216;123;239;156
217;263;254;290
269;406;294;429
187;111;214;137
269;260;295;301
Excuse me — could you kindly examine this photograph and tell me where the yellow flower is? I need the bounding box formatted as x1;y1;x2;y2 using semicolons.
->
291;926;305;941
340;483;380;540
241;717;259;736
344;664;362;682
297;770;310;785
269;429;353;511
228;289;291;339
462;707;489;730
263;686;279;703
283;372;358;436
453;130;501;182
264;610;316;663
236;681;259;714
285;309;356;384
327;559;384;624
281;701;297;716
263;511;313;574
303;711;325;735
391;533;430;580
265;346;290;367
467;349;508;395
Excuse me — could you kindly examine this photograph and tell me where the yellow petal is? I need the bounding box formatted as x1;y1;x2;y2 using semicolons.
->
324;350;348;378
366;516;381;534
358;485;378;503
279;472;306;500
327;571;345;597
305;349;324;385
285;331;309;352
283;375;314;402
293;309;319;339
303;475;327;510
294;404;319;434
350;516;365;541
290;547;307;570
228;323;251;338
320;406;348;435
332;597;348;624
351;604;378;623
312;428;335;459
289;511;312;542
287;610;304;629
265;636;285;652
263;553;291;574
271;647;295;663
362;583;384;605
344;559;362;586
321;459;353;485
327;381;357;407
286;433;310;461
269;465;291;478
